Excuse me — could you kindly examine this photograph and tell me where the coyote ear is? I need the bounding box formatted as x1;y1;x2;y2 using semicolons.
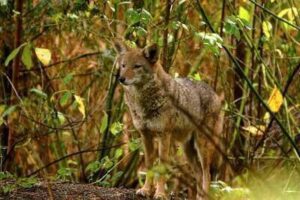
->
113;40;129;54
143;44;159;64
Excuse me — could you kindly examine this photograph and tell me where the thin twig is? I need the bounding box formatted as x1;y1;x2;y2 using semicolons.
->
20;51;101;72
27;143;125;177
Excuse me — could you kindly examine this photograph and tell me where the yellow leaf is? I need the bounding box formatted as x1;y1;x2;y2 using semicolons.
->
239;6;250;22
242;125;265;136
262;21;272;39
74;95;85;118
0;104;5;115
278;7;298;21
267;87;283;113
263;112;271;123
0;104;6;126
35;48;51;65
287;7;298;21
278;8;289;18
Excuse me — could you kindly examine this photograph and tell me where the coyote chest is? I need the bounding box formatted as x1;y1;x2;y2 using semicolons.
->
124;79;195;137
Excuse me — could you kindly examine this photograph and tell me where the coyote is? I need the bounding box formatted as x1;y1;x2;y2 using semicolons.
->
114;41;224;200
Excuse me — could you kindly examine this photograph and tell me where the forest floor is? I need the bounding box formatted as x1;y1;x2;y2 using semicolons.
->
0;180;149;200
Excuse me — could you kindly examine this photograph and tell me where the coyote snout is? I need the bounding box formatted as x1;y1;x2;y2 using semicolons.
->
114;40;224;200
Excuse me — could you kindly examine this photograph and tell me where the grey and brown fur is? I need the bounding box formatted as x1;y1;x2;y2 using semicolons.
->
114;41;224;200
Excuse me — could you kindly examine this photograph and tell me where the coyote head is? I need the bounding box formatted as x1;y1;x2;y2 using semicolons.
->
113;41;159;86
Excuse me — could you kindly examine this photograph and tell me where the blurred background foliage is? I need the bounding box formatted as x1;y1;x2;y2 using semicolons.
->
0;0;300;199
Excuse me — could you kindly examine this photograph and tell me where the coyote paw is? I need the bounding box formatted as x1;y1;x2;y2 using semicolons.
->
136;188;151;197
154;192;167;200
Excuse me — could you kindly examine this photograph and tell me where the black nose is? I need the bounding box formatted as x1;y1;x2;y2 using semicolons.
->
118;77;125;83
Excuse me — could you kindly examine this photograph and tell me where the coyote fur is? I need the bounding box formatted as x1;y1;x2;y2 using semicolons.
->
114;41;224;200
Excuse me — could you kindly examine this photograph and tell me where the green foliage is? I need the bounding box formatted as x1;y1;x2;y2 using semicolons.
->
29;88;48;99
2;184;16;194
101;156;114;170
100;112;108;134
125;8;152;38
56;167;75;181
1;105;17;118
125;8;151;26
195;32;223;55
0;171;13;180
17;177;38;189
59;91;73;106
4;43;26;66
224;17;241;40
21;43;33;70
0;172;38;194
110;121;123;136
189;73;201;81
114;148;123;159
86;160;101;174
63;74;73;85
128;138;140;152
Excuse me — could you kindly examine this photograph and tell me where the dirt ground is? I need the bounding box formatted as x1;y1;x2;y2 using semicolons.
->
0;181;149;200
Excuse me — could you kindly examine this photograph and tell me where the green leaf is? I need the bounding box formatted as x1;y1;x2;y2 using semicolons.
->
224;18;241;40
5;43;26;66
110;121;123;136
129;139;140;151
114;148;123;159
189;73;201;81
57;112;66;125
56;167;74;180
126;8;139;25
63;74;73;84
102;156;114;169
239;6;250;23
100;112;108;134
60;91;72;106
1;105;17;118
21;44;33;69
85;161;101;173
30;88;48;99
135;27;147;37
196;32;223;55
140;9;152;24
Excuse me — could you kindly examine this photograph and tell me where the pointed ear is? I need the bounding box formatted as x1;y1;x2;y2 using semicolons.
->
143;44;159;64
113;40;129;54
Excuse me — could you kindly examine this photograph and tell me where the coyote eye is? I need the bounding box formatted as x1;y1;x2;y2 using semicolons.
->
134;64;142;69
121;64;125;68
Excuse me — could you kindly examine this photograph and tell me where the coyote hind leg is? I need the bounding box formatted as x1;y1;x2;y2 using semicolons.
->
183;136;205;200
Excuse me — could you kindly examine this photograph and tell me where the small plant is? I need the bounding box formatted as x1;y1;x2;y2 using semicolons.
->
0;172;38;194
56;167;75;181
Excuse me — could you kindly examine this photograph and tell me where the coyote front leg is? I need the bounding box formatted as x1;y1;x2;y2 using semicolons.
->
136;133;156;197
154;134;171;199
